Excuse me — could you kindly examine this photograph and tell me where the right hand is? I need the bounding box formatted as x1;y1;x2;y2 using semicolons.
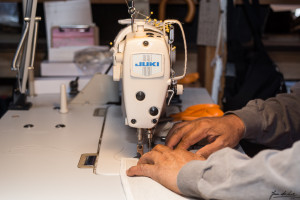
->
166;114;245;158
127;144;205;194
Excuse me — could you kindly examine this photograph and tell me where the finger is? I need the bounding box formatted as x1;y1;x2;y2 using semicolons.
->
138;150;161;165
166;122;190;148
166;122;188;143
127;164;154;177
170;121;188;132
195;137;226;158
152;144;171;153
175;128;208;150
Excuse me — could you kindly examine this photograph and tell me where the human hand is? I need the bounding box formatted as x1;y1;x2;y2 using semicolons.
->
166;114;245;158
126;144;205;194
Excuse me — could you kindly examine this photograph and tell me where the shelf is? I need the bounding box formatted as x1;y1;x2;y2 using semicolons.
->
2;0;197;4
263;34;300;51
234;0;300;5
3;0;298;5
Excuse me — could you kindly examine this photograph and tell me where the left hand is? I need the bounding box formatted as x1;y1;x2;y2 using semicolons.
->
126;144;205;194
166;115;245;158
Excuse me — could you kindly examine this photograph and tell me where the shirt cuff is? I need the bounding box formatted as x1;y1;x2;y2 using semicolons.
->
177;160;206;197
225;105;263;140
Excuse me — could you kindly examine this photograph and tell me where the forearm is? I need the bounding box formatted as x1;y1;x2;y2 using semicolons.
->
177;141;300;200
226;93;300;149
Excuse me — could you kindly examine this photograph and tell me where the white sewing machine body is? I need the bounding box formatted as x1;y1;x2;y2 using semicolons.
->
120;28;170;129
112;20;187;153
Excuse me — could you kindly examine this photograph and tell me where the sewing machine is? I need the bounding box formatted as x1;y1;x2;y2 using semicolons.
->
111;17;187;156
0;26;212;200
0;1;214;199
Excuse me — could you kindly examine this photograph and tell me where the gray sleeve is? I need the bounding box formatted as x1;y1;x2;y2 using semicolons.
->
177;141;300;200
226;86;300;149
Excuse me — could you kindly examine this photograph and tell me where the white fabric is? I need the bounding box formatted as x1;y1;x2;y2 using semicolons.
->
211;4;226;104
211;56;223;104
120;158;192;200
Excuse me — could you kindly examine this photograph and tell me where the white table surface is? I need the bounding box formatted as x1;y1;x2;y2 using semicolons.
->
0;88;212;200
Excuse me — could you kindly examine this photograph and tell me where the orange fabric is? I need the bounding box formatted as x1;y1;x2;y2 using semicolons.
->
171;104;224;121
177;72;199;84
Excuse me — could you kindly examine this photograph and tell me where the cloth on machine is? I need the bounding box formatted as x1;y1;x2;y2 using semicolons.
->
120;158;192;200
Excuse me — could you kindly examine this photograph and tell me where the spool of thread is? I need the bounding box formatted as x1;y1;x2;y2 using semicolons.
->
60;84;68;114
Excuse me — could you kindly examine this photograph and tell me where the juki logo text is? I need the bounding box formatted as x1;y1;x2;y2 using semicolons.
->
135;62;160;67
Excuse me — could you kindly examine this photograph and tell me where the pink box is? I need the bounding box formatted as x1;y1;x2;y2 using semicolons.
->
51;26;98;48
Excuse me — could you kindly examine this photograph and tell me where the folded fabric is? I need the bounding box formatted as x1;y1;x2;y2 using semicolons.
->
120;158;192;200
171;104;224;121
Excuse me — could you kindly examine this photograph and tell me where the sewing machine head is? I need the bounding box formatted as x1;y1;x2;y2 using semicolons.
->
112;18;187;156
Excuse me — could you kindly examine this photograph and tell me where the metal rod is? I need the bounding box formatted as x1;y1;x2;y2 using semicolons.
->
11;21;29;71
128;0;136;32
137;128;144;156
21;0;38;94
147;129;153;150
30;17;41;69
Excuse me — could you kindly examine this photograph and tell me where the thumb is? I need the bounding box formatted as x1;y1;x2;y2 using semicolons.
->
195;138;225;158
127;164;154;178
175;129;207;150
